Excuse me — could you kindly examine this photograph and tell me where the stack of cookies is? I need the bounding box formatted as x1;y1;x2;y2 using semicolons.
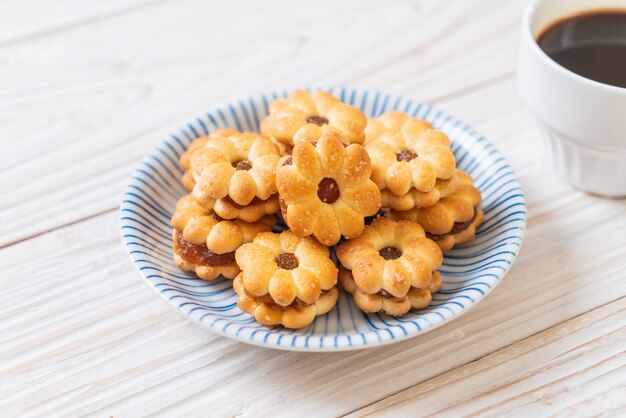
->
234;230;339;329
170;90;484;328
171;195;275;280
181;130;281;222
336;218;443;316
363;111;484;253
386;170;484;252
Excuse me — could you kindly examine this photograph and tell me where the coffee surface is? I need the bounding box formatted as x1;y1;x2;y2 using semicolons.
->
537;11;626;88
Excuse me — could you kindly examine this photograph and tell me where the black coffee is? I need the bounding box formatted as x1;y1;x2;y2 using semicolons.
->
537;10;626;88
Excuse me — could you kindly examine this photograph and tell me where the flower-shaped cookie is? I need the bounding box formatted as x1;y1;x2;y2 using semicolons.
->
339;266;442;316
336;218;443;303
388;170;484;252
192;194;280;223
190;132;281;206
365;111;456;196
179;128;239;191
233;275;338;329
380;172;459;210
234;230;339;328
260;90;367;147
276;131;381;246
171;195;275;280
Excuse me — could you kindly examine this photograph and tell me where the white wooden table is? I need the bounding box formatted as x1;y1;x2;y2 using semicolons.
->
2;1;625;416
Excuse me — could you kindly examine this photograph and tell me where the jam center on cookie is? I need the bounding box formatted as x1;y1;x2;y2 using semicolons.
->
255;292;309;310
276;252;299;270
223;196;265;209
210;211;225;221
306;115;329;126
317;177;340;204
449;215;475;234
252;289;333;311
379;246;403;260
233;160;252;171
426;209;478;240
175;231;236;266
396;149;418;162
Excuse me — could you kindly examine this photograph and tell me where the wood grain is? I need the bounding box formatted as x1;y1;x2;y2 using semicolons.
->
0;0;528;246
348;298;626;418
0;0;169;46
2;0;626;416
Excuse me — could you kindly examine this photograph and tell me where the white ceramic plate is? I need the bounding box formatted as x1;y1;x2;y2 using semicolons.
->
120;88;526;351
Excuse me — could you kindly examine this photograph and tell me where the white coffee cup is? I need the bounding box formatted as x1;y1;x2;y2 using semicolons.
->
517;0;626;197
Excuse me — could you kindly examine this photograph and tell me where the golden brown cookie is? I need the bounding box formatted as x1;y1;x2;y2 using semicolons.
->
365;111;456;196
276;131;381;246
429;210;483;252
234;230;339;328
190;132;281;206
234;275;338;329
336;218;443;316
388;170;484;252
191;194;280;223
260;90;367;149
339;267;442;316
179;128;239;191
380;172;459;211
171;195;275;280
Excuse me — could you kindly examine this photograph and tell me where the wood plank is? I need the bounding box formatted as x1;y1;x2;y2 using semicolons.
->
0;0;168;46
347;298;626;418
3;2;626;414
0;0;528;246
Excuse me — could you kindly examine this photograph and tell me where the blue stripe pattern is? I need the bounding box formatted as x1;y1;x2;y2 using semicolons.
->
120;88;527;352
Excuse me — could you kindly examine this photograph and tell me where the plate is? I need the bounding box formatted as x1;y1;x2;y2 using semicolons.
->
120;88;526;351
